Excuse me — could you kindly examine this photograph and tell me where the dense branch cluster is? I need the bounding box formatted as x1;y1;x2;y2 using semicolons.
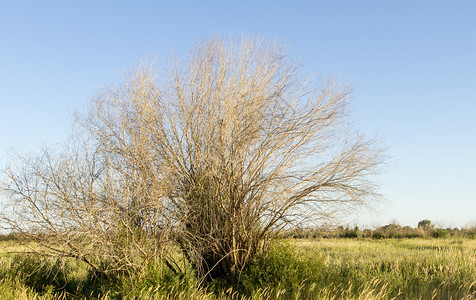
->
1;37;382;284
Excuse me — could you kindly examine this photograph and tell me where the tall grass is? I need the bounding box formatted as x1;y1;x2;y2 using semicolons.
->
1;238;475;299
292;238;476;299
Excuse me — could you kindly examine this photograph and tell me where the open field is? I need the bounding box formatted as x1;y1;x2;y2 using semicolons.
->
0;238;475;299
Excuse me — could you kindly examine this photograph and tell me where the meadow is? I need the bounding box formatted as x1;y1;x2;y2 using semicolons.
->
0;237;475;299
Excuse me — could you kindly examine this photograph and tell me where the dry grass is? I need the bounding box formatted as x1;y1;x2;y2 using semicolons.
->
3;237;474;299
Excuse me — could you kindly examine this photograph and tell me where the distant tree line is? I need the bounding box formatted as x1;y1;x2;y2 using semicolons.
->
3;220;475;243
282;220;476;239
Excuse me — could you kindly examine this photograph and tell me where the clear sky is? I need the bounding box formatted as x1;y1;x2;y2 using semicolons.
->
1;1;475;228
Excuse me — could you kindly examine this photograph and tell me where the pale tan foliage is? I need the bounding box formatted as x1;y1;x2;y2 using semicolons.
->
1;37;382;283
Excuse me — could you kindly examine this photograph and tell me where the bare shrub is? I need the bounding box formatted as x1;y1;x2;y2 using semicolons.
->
1;36;383;284
1;141;171;279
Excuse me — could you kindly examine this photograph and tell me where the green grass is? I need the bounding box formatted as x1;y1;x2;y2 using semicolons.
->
1;238;475;299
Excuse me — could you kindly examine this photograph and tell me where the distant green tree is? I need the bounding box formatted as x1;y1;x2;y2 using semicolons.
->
418;219;433;229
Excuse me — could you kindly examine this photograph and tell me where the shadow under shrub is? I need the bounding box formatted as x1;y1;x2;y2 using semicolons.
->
9;254;82;296
6;254;121;298
89;259;204;299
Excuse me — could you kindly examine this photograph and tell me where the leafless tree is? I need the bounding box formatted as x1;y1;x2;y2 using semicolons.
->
1;37;383;284
1;140;173;279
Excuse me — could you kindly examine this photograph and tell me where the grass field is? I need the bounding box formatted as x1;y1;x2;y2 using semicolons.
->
1;238;475;299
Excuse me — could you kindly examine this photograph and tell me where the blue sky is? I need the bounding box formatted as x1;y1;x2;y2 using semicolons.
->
1;1;475;228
